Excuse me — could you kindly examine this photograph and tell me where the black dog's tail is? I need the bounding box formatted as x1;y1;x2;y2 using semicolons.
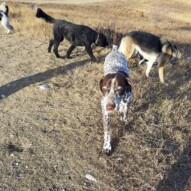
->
36;8;55;23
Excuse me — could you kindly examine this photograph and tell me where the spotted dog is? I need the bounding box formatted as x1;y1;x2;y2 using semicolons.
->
119;31;182;83
0;2;14;34
100;45;132;155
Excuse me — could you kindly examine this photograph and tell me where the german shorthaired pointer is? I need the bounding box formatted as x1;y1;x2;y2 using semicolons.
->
100;45;132;155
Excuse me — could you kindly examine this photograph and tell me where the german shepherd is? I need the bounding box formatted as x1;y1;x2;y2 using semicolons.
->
118;31;182;83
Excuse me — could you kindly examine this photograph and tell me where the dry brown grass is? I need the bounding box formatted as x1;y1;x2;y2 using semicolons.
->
0;0;191;191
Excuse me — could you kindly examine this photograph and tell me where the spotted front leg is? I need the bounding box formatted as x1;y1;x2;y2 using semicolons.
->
118;93;132;122
118;100;128;122
101;98;112;155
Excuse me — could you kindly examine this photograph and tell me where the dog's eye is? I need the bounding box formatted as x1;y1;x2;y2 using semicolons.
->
115;86;123;93
102;86;110;93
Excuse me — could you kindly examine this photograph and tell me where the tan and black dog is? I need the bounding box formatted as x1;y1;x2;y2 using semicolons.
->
118;31;181;83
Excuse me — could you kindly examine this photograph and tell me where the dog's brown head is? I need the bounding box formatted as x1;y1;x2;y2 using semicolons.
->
100;73;132;112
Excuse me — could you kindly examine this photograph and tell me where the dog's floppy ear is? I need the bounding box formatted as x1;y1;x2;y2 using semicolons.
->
99;77;104;92
125;78;132;92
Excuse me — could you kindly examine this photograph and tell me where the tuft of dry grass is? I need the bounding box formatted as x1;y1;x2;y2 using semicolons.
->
0;0;191;191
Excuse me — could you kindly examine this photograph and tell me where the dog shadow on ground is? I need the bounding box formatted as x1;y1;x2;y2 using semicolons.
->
0;58;98;99
111;121;126;154
155;141;191;191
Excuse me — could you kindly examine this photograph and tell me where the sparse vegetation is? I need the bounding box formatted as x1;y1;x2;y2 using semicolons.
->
0;0;190;191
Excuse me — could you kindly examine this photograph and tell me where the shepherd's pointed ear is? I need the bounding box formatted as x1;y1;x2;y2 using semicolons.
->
99;77;104;91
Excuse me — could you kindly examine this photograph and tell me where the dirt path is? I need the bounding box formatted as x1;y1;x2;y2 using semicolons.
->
0;31;113;191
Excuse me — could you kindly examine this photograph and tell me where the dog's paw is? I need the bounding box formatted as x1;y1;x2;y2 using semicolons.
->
159;81;168;86
104;148;112;156
119;114;127;122
67;56;73;59
91;58;97;62
163;82;169;86
103;145;112;156
55;55;61;59
119;112;127;122
146;74;150;78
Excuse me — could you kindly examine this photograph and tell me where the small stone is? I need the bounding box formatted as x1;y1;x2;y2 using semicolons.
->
10;134;14;138
0;160;3;166
116;157;122;161
85;173;97;182
38;84;50;90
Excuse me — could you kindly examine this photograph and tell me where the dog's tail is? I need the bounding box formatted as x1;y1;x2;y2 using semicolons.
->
36;8;55;23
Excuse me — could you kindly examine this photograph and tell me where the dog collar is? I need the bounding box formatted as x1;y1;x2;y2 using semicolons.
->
95;34;99;45
119;71;129;78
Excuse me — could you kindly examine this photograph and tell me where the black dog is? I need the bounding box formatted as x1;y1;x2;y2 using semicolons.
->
36;8;109;61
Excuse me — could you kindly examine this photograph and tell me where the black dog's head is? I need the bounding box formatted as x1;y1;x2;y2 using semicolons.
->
96;33;109;47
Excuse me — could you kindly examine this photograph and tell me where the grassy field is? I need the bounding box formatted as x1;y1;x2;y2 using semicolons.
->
0;0;191;191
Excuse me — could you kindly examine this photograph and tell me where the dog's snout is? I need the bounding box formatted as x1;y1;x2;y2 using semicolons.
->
106;103;116;112
105;41;109;47
170;58;178;65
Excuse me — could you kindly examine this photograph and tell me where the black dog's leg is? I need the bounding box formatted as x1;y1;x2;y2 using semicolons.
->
85;45;97;62
48;39;54;53
66;44;76;59
53;41;61;58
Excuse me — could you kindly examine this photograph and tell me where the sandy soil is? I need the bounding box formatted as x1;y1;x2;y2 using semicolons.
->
0;0;191;190
0;31;113;191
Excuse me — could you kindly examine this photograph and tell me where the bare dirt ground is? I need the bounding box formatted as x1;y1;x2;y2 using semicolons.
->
0;0;191;191
0;33;110;190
